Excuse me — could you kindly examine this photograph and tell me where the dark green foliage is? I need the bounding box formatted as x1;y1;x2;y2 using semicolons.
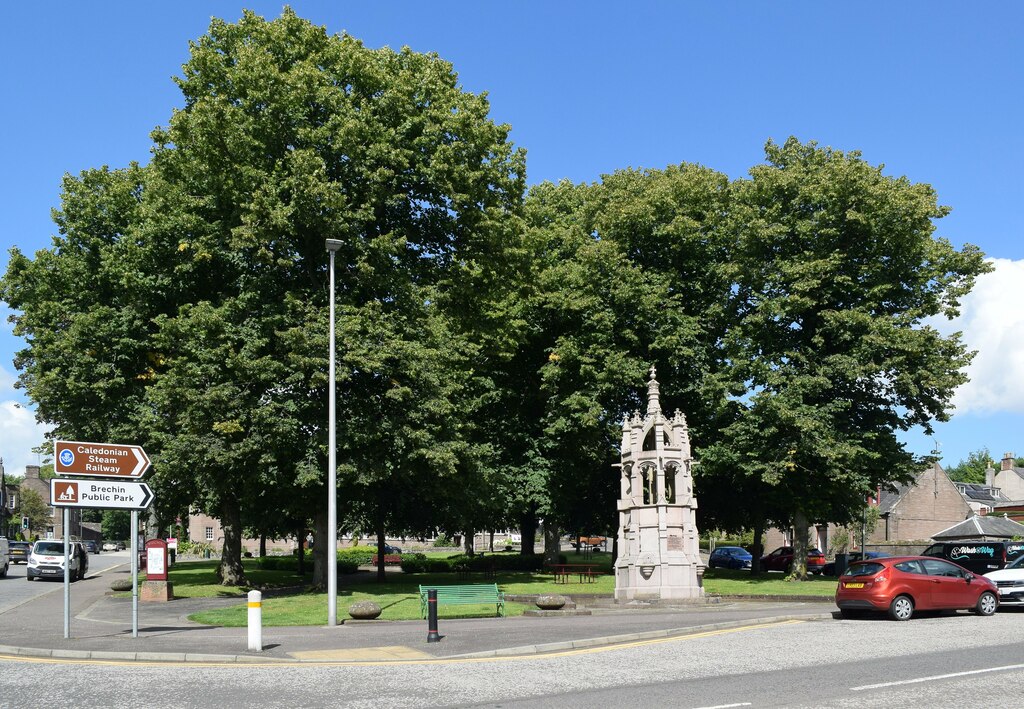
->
398;553;557;574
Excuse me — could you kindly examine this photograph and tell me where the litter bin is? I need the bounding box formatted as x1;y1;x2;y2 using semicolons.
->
834;552;849;578
204;549;211;559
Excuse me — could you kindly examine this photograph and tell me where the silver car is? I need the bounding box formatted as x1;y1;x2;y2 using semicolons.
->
984;554;1024;606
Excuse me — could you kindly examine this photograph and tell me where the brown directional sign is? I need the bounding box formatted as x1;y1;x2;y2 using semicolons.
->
50;479;154;510
54;440;151;479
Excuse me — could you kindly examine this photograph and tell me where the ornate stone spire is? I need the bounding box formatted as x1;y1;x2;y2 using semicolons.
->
646;365;661;415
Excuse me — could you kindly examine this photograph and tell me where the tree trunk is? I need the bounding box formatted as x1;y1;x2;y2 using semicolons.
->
750;522;764;574
519;510;537;555
312;506;328;590
488;530;494;552
296;526;305;577
543;522;561;566
792;509;810;580
259;533;267;558
217;496;247;586
464;527;475;556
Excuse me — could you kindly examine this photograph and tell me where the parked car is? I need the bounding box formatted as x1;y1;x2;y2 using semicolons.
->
82;540;99;554
984;553;1024;607
708;546;753;570
27;540;89;581
102;541;118;551
8;540;32;564
383;544;403;554
836;555;998;620
760;546;826;573
921;540;1024;575
0;537;8;577
820;551;889;577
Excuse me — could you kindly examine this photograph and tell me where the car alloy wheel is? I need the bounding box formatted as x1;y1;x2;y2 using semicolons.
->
888;595;914;621
976;591;998;616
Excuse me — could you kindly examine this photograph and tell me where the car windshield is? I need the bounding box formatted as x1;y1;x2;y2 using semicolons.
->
33;542;66;555
844;562;885;577
1007;555;1024;570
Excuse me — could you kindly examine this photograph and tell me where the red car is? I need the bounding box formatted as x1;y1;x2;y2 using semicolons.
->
836;555;999;621
760;546;826;573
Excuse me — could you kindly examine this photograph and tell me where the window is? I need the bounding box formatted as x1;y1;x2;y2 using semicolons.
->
205;527;214;541
921;558;964;578
894;560;926;575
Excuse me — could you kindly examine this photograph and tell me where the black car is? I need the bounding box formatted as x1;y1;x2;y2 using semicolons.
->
8;540;31;564
820;551;888;576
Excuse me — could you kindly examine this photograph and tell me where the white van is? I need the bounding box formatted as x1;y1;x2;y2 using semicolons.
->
0;537;9;577
26;540;89;581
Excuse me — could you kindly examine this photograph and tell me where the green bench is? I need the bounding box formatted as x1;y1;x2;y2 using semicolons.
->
418;583;505;618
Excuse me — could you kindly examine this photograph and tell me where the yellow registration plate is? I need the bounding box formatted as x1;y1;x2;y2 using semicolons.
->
844;582;865;589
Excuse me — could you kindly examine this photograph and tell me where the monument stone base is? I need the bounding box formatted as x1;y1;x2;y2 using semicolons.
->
141;580;174;602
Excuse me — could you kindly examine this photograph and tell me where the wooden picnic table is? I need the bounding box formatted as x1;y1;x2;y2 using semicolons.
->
547;563;599;583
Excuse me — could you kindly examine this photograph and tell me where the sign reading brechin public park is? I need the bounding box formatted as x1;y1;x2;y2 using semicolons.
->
54;440;151;479
50;478;154;510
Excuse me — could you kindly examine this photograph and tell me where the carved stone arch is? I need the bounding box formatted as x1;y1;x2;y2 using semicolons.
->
664;462;679;504
639;462;658;505
642;425;670;451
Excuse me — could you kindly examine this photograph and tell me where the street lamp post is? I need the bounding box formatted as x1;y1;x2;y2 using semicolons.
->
326;238;343;626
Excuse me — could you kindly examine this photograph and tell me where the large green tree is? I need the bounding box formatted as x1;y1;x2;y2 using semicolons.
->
704;138;991;578
2;9;526;586
493;166;733;556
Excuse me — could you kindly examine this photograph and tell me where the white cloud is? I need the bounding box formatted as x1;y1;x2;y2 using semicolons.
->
0;400;52;477
928;258;1024;415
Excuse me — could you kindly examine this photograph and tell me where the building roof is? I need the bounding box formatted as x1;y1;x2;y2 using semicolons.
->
931;515;1024;540
956;483;1011;504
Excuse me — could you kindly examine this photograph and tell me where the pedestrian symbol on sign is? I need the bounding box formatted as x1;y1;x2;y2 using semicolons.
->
56;482;78;503
59;449;75;467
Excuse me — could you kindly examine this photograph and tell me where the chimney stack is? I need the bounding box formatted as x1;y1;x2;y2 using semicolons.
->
1002;453;1016;472
26;464;40;479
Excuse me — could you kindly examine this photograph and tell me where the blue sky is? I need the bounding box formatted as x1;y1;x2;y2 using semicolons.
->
2;3;1022;477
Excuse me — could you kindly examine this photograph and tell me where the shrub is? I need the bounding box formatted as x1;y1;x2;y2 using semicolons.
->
398;552;553;574
432;533;453;548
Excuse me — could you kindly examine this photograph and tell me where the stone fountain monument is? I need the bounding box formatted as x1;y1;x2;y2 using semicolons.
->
614;367;704;601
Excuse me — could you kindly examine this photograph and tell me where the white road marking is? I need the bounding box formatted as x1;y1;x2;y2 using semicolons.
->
851;663;1024;691
692;703;752;709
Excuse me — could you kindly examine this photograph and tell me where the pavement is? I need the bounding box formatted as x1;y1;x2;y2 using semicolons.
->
0;561;836;664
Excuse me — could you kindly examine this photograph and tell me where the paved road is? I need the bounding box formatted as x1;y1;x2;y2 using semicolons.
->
2;606;1023;707
0;549;129;614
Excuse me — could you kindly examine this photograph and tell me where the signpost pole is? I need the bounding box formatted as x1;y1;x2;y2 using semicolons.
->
63;508;70;639
131;509;139;638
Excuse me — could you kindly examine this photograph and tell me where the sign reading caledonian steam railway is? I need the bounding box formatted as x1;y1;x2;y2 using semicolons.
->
50;479;154;510
54;440;151;479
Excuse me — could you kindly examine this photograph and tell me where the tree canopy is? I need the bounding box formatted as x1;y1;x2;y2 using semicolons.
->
0;10;993;586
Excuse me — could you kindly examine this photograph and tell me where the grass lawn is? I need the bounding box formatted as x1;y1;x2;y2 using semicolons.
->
173;554;837;627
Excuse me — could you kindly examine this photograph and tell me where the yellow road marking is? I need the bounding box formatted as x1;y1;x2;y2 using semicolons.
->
0;619;803;668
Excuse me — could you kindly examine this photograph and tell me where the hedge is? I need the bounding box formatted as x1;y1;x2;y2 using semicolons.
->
399;552;564;574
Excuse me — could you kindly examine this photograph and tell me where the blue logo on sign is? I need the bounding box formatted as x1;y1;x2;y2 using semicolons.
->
59;449;74;467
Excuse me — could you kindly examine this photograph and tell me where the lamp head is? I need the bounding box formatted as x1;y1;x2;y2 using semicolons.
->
325;239;343;253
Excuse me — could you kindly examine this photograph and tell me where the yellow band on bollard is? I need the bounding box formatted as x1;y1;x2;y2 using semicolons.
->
248;602;262;608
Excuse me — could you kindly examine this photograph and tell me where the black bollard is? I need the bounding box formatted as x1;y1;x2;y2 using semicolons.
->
426;589;441;643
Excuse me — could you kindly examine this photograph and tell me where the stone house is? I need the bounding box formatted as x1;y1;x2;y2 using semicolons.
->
992;452;1024;501
764;462;976;553
874;462;973;542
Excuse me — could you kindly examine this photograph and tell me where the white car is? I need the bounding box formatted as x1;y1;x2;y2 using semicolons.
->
984;554;1024;606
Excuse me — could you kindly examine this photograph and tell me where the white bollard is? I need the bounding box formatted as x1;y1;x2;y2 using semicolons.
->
247;589;262;652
